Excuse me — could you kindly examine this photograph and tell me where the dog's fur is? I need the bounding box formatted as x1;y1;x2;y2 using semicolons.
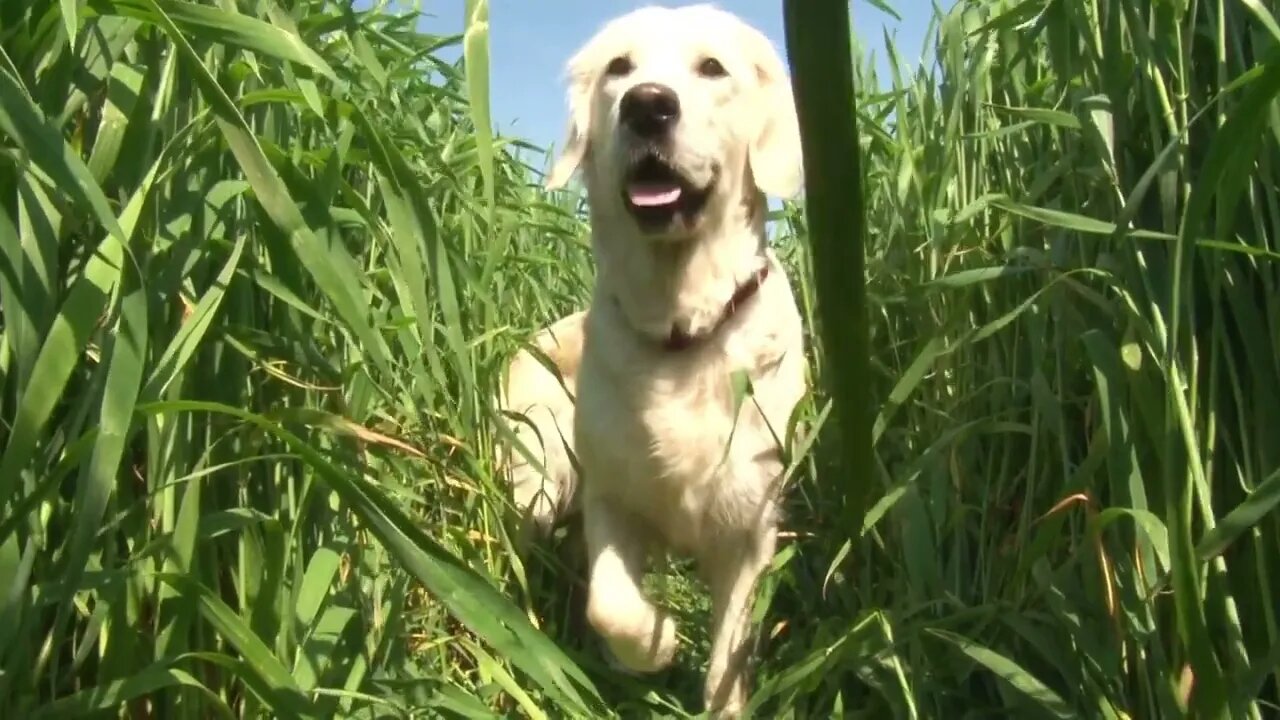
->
497;5;807;716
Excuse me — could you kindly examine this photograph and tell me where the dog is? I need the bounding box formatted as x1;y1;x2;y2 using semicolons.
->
497;5;807;716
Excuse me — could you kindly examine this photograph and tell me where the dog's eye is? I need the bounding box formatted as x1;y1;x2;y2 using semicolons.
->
605;56;634;77
697;57;728;78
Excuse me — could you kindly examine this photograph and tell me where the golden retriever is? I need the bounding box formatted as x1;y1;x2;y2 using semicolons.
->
498;5;806;716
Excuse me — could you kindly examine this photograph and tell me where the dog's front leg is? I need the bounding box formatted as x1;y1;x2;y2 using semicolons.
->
702;524;776;718
583;495;679;673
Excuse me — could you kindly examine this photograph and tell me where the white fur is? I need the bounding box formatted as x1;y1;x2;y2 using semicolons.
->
498;6;807;717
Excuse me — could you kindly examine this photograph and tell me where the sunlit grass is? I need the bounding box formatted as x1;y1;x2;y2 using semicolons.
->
1;0;1278;717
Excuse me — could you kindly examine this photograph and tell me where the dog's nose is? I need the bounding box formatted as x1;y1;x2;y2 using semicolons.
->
620;83;680;137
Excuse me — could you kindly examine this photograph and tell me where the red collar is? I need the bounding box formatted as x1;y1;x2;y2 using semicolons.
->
663;263;771;351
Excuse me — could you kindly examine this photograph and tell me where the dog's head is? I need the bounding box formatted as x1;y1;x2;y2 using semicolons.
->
545;4;802;240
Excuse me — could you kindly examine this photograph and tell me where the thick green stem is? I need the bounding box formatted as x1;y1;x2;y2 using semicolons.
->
782;0;874;535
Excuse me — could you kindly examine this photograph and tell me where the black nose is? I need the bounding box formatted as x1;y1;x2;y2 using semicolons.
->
620;83;680;137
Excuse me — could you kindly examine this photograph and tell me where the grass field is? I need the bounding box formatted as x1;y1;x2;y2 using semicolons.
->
2;0;1279;717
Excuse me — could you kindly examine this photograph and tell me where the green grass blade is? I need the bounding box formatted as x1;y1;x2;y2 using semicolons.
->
1196;469;1280;562
463;0;495;213
156;573;317;717
783;0;875;532
89;0;336;79
137;0;393;380
0;65;125;243
927;629;1074;719
139;399;604;715
31;663;233;720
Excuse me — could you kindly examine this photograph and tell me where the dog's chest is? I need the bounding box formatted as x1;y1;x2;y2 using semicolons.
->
582;348;775;549
635;368;737;478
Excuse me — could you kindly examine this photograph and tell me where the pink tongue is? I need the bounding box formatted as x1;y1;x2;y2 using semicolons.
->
628;183;682;207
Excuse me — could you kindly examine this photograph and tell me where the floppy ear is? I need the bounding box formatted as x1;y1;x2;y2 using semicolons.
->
746;43;804;198
545;68;595;190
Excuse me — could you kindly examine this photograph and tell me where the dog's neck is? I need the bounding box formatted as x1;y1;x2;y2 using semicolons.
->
590;189;771;349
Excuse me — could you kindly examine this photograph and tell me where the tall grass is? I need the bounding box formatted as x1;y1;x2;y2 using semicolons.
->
784;0;875;538
1;0;1278;718
0;0;599;716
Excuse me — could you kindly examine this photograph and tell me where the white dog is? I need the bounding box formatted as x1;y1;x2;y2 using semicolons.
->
498;5;807;716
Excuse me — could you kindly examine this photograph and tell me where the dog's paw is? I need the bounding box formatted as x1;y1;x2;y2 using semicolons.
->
601;612;678;674
601;641;643;676
705;670;749;719
705;689;747;719
708;703;746;720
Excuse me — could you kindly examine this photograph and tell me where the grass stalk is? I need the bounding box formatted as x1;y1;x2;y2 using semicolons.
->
783;0;875;536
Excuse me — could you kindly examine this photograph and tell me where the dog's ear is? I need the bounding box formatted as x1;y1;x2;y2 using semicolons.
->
745;38;803;199
545;64;596;190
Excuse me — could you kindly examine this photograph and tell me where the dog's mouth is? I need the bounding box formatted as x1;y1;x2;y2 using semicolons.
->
621;154;713;232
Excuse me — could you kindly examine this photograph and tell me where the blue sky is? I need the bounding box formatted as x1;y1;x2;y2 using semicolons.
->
404;1;940;153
